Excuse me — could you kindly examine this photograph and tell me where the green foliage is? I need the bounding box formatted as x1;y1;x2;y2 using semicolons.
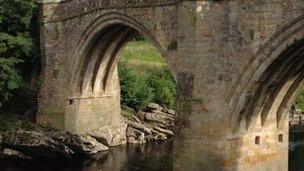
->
119;62;154;111
147;67;176;108
295;86;304;112
120;39;165;63
0;58;23;106
0;113;20;131
0;0;38;107
118;39;176;111
118;61;176;111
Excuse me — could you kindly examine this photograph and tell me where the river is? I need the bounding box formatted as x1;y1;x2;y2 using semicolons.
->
0;140;173;171
0;138;303;171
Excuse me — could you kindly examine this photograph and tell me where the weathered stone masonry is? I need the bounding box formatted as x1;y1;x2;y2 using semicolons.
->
38;0;304;170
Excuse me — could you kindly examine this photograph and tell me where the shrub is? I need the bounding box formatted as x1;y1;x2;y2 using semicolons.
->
0;0;39;107
118;61;176;111
118;62;154;111
147;66;176;108
295;87;304;112
0;58;23;106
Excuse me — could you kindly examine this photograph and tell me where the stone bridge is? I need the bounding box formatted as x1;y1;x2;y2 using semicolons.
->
38;0;304;170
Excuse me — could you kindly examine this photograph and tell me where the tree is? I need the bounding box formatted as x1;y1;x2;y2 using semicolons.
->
0;0;38;107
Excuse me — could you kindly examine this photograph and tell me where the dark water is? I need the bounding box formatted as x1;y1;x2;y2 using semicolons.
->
0;140;173;171
289;131;304;171
289;146;304;171
0;137;304;171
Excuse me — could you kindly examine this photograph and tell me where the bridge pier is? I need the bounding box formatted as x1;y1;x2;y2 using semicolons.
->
174;101;289;171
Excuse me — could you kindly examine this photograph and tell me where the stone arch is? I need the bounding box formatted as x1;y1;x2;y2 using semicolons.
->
64;12;174;145
230;14;304;131
69;12;170;97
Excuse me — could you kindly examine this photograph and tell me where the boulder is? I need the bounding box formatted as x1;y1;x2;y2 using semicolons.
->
46;132;108;155
121;110;141;123
126;127;146;144
146;103;162;111
90;131;112;147
89;122;127;147
1;131;74;159
129;114;141;123
136;110;146;121
127;121;152;135
1;148;32;159
146;130;167;141
122;105;141;123
144;111;174;130
153;126;174;137
122;105;136;115
162;108;177;116
0;130;109;159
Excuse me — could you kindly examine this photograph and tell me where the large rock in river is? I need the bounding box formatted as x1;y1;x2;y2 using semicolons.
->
46;132;108;155
89;121;128;147
126;126;146;144
1;131;74;158
144;111;174;130
1;131;108;159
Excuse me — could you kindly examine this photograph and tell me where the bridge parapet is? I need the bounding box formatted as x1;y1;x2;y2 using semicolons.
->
40;0;178;22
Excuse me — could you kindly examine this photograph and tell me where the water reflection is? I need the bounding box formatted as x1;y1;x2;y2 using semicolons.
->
289;146;304;171
0;140;173;171
289;131;304;171
1;137;304;171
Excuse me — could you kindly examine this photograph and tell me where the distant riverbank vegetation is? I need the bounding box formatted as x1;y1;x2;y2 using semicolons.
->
118;39;176;111
0;0;39;115
295;86;304;112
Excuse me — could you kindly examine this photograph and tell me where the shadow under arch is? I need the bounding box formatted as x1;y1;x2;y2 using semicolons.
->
229;14;304;132
69;12;171;98
218;14;304;171
64;12;175;146
227;41;304;170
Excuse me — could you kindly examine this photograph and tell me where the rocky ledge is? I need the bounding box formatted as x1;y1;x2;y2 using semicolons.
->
0;130;108;159
122;103;176;144
0;103;177;160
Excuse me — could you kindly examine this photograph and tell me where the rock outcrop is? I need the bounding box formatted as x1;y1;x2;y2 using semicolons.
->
89;121;128;147
0;130;108;159
123;103;176;144
144;103;176;130
126;126;146;144
0;103;177;159
46;132;108;155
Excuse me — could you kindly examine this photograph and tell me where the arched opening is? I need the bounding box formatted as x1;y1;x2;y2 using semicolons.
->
239;38;304;130
65;18;175;146
118;38;176;144
231;37;304;170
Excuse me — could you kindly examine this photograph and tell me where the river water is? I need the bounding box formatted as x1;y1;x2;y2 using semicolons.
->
289;131;304;171
0;140;173;171
0;138;303;171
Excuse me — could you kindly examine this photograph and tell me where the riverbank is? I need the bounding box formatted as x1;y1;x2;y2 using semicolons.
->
0;103;176;160
0;139;173;171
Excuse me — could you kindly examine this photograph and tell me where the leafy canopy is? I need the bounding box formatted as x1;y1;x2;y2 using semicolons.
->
0;0;38;106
